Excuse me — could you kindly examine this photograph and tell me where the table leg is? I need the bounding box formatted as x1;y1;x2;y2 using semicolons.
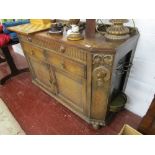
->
0;45;29;85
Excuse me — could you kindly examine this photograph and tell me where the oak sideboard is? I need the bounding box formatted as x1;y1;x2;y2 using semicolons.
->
8;24;139;129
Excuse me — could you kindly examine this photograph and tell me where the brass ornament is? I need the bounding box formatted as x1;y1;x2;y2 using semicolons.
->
105;19;130;40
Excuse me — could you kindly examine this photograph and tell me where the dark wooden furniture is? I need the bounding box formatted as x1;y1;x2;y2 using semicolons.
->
0;41;29;85
0;56;6;63
8;23;139;129
138;95;155;134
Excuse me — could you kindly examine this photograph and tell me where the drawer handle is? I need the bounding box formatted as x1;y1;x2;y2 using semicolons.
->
30;50;34;55
59;46;65;53
60;61;65;69
27;37;32;42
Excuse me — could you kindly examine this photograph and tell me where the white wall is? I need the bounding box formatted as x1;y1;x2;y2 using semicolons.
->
125;20;155;117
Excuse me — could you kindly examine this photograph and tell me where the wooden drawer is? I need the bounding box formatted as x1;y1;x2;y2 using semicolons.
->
46;51;86;78
22;42;45;61
19;34;87;63
20;35;62;53
18;35;29;42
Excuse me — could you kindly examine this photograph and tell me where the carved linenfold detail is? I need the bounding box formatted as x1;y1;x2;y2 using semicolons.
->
93;54;113;66
19;35;87;63
65;47;87;62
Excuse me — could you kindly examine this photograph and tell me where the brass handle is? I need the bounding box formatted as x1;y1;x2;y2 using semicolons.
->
59;46;65;53
27;37;32;42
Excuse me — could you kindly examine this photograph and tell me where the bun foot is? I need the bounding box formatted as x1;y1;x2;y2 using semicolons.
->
92;123;101;129
91;120;105;129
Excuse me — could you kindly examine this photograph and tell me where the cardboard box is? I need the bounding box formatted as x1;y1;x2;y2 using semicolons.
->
119;124;142;135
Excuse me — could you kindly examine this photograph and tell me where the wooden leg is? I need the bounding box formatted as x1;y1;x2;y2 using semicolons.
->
91;120;105;129
0;46;29;85
92;122;101;130
0;68;29;85
0;57;6;63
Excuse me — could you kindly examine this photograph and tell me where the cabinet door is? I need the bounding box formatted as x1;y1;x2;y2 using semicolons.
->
55;69;86;114
28;56;57;94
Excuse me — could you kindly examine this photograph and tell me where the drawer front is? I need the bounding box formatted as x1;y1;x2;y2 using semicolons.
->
19;34;87;64
18;35;30;42
22;42;45;61
46;51;86;78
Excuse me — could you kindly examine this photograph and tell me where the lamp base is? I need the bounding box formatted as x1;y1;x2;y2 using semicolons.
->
105;33;130;41
67;33;83;41
105;19;130;41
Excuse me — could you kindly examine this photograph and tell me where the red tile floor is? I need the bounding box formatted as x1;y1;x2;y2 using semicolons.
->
0;46;142;135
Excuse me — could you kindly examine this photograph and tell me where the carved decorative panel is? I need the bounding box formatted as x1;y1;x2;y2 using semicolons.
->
93;54;113;66
91;53;113;128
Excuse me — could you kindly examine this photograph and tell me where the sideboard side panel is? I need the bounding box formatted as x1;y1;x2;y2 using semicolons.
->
90;53;114;126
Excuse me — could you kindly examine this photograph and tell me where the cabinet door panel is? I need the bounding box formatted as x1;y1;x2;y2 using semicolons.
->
55;69;86;113
28;57;57;94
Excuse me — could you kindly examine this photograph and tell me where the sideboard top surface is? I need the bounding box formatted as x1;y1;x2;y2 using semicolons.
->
32;30;139;53
8;24;139;53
